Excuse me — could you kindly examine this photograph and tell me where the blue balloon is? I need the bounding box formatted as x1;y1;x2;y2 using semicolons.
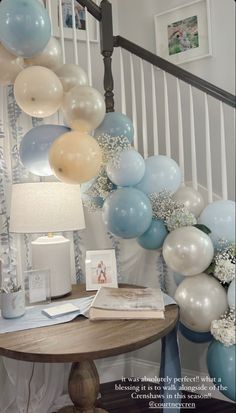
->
207;340;236;401
136;155;181;195
94;112;134;143
19;124;70;176
198;200;235;248
102;188;152;239
173;272;185;286
0;0;51;57
137;219;168;250
179;322;213;343
106;149;145;187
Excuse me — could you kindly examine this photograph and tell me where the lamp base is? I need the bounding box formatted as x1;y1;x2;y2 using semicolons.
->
32;235;72;298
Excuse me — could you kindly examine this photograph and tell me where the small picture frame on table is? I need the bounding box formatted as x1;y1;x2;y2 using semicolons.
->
24;269;51;306
85;249;118;291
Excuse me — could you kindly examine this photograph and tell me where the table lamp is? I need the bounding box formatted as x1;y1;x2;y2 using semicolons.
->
9;182;85;297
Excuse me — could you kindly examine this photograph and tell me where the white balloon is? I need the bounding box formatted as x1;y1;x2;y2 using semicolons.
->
14;66;63;118
24;37;63;71
0;43;24;85
227;279;235;307
163;226;214;275
173;185;205;217
55;63;88;92
62;85;106;132
175;273;228;332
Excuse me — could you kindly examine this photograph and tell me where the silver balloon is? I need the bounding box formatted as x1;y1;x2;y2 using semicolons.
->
24;37;63;71
174;273;228;332
173;185;205;217
227;279;235;307
55;63;88;92
163;226;214;275
62;85;106;132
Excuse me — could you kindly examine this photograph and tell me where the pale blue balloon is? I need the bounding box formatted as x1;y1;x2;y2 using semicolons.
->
137;219;168;250
198;200;235;248
0;0;51;57
207;340;236;401
19;124;70;176
94;112;134;143
135;155;181;195
106;149;145;187
227;279;235;307
102;188;152;239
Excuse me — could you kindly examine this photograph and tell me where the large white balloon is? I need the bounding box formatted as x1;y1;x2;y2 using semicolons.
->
55;63;88;92
24;37;63;71
174;273;228;332
163;226;214;275
0;43;24;85
62;85;106;132
227;279;235;307
14;66;63;118
173;185;205;217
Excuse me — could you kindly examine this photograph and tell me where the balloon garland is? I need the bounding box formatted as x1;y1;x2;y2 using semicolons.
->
0;0;235;401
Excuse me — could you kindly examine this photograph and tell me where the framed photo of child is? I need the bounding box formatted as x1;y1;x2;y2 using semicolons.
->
85;249;118;291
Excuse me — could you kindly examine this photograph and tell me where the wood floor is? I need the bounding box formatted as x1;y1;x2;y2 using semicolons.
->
98;381;235;413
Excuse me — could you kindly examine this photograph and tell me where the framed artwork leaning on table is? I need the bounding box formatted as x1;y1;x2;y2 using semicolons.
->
85;249;118;291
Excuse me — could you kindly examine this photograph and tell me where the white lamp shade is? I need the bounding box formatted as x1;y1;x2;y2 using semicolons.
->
9;182;85;233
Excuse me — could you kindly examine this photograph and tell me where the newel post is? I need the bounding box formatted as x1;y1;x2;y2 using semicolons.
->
99;0;115;112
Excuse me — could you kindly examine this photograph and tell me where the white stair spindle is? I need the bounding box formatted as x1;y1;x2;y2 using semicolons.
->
204;93;213;203
176;79;185;183
163;71;171;157
85;7;92;85
220;102;228;200
71;0;79;65
140;59;148;159
58;0;66;64
189;85;198;190
46;0;52;24
151;65;159;155
119;48;126;114
130;54;138;151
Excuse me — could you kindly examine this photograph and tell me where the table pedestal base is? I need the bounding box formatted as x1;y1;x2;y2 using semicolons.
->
58;360;108;413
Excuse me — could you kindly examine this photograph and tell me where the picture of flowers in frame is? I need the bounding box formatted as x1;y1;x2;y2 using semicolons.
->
51;0;99;42
154;0;212;65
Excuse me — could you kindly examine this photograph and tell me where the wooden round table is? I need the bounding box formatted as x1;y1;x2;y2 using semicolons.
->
0;284;179;413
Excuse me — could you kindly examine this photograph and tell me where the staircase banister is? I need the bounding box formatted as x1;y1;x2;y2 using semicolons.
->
76;0;101;21
114;35;236;108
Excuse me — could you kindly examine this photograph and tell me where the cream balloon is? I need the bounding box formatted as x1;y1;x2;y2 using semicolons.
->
163;226;214;276
14;66;63;118
49;131;103;184
173;185;205;217
62;85;106;132
55;63;89;92
174;273;228;332
0;43;24;85
24;37;63;71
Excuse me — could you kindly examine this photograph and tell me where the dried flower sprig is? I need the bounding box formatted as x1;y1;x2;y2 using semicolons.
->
211;307;236;347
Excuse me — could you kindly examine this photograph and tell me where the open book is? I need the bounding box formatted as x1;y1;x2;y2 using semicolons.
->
89;287;165;320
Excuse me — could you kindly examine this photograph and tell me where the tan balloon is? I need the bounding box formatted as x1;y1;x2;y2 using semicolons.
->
14;66;63;118
173;185;205;217
24;37;63;71
163;226;214;275
62;85;106;132
174;273;228;332
55;63;88;92
0;43;24;85
49;131;103;184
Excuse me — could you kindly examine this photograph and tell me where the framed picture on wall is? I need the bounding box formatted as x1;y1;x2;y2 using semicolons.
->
85;249;118;291
51;0;99;42
154;0;212;65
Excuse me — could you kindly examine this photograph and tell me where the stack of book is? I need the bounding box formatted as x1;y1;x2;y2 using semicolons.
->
89;287;165;320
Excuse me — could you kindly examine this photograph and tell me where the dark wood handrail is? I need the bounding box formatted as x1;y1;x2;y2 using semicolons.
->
76;0;101;21
114;35;236;108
